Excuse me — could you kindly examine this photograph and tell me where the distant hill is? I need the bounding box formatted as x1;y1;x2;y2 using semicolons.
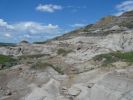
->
0;43;16;47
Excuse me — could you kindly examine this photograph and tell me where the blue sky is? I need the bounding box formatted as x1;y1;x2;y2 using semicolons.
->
0;0;133;43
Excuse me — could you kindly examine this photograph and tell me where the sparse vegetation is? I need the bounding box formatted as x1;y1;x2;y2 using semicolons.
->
113;51;133;62
18;54;50;60
57;48;73;56
0;55;17;69
31;61;52;69
120;21;133;28
17;54;50;64
93;51;133;66
31;61;64;74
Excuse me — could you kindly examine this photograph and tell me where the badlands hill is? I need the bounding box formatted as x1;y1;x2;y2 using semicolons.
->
0;11;133;100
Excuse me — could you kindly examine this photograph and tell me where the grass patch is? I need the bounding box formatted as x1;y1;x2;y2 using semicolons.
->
31;61;52;69
31;61;64;75
57;48;73;56
0;55;17;69
113;51;133;62
17;54;49;64
93;51;133;66
18;54;50;60
17;54;50;64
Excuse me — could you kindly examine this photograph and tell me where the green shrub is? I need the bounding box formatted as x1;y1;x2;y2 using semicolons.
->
0;55;15;63
31;61;64;74
31;61;52;69
51;66;64;75
18;54;49;60
93;53;116;66
113;51;133;62
93;51;133;66
57;48;73;56
0;55;17;69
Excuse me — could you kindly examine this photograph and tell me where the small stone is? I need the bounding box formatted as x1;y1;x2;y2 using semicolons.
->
0;64;3;70
19;67;23;71
31;70;36;74
0;86;2;90
5;90;12;96
68;87;81;97
62;87;67;90
61;87;68;94
87;83;94;88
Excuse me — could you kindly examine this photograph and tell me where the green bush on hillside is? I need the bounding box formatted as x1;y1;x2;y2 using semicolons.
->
18;54;50;60
31;61;52;69
0;55;17;69
31;61;64;74
93;51;133;66
57;48;73;56
113;51;133;62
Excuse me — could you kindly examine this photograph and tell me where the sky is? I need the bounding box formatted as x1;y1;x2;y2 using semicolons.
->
0;0;133;43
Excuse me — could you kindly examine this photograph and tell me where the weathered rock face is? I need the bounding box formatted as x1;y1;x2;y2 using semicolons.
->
90;70;133;100
0;44;57;56
22;79;60;100
0;12;133;59
0;64;132;100
0;11;133;100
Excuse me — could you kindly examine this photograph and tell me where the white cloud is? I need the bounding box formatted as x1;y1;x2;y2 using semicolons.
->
0;19;63;42
71;23;86;28
0;19;14;29
36;4;62;13
0;19;60;34
4;33;12;38
115;0;133;16
14;22;60;34
24;34;31;38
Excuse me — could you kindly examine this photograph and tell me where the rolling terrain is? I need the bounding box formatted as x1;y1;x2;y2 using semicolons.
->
0;11;133;100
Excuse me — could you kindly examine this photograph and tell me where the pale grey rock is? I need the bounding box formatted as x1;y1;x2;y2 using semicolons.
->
68;86;81;96
0;11;133;100
5;89;12;96
0;44;56;56
90;71;133;100
87;83;94;88
0;87;2;90
35;72;50;85
68;84;90;100
23;79;60;100
109;25;121;30
7;78;29;91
